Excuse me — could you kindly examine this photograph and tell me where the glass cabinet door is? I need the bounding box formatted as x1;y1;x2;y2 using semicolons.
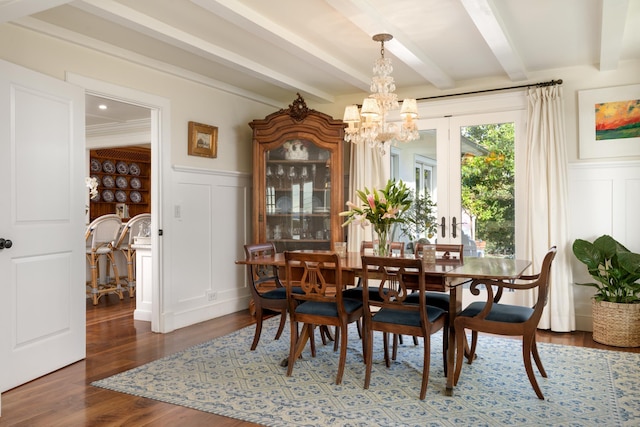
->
264;139;332;252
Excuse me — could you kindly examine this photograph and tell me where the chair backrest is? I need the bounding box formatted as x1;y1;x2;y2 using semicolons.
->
244;242;282;298
470;246;557;323
528;246;557;321
86;214;122;250
360;240;405;257
415;243;464;261
114;213;151;249
361;255;430;321
284;251;343;307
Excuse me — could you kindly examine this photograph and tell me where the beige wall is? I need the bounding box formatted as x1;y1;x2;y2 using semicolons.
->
0;23;276;173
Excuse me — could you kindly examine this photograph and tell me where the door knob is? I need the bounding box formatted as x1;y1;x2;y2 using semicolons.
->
0;238;12;249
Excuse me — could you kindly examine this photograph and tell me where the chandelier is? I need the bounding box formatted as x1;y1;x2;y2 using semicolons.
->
343;33;419;155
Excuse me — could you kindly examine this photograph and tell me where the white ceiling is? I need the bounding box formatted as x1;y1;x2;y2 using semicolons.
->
3;0;639;124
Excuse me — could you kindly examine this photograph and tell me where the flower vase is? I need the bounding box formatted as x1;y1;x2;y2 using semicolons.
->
372;225;391;256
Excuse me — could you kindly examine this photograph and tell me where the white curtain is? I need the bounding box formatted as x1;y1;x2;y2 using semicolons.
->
345;141;388;252
524;85;575;332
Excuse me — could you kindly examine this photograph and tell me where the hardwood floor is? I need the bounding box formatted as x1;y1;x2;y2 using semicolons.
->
2;295;638;426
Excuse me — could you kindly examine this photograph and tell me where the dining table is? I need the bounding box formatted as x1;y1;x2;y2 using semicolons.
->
236;250;531;396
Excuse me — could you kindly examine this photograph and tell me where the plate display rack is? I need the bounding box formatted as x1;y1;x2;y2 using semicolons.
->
88;147;150;222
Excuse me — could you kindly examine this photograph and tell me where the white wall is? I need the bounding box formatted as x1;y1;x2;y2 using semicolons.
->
568;161;640;330
0;23;269;332
2;21;639;332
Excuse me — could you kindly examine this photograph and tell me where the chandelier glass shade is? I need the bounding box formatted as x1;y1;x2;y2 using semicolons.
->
343;34;419;155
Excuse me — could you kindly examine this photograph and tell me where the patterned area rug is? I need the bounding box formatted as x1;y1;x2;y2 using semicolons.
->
93;318;640;426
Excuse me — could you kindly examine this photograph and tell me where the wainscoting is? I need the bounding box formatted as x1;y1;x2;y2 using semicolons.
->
168;165;252;331
568;160;640;331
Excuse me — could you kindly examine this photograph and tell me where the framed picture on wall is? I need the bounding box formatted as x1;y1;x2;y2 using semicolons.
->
188;121;218;158
578;84;640;159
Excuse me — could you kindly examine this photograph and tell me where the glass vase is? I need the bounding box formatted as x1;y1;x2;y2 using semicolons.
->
372;224;391;257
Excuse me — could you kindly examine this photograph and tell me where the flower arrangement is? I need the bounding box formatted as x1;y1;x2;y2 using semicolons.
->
85;176;98;199
340;179;412;256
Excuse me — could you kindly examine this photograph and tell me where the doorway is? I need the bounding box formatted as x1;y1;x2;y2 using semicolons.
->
85;94;152;317
68;72;171;332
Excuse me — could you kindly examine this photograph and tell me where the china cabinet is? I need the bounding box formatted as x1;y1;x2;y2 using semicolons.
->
250;94;345;252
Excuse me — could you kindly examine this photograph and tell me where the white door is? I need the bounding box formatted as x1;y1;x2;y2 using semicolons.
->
408;110;524;258
0;59;86;393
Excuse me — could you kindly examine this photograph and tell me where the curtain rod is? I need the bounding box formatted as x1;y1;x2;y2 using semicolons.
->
416;79;563;102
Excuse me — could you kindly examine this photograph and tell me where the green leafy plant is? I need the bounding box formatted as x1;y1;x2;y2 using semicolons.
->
572;235;640;303
400;191;437;242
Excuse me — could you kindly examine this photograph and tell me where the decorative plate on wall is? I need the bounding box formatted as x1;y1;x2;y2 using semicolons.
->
130;177;142;189
102;189;115;203
115;190;127;203
102;160;116;174
129;163;141;176
116;176;128;188
116;161;129;174
90;158;102;173
102;175;115;188
130;191;142;203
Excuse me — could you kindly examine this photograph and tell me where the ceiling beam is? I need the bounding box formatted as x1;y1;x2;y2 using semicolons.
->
72;0;336;103
460;0;528;81
0;0;72;23
324;0;455;90
599;0;629;71
191;0;371;92
13;17;284;108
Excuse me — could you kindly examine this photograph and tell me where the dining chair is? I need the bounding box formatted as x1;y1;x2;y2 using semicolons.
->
361;255;448;400
394;243;464;358
86;214;124;305
284;251;363;385
453;246;557;399
113;213;151;297
407;243;464;311
343;240;405;299
244;242;304;351
342;240;405;338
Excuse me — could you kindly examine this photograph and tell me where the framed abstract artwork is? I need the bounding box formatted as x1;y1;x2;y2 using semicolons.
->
578;84;640;159
188;121;218;158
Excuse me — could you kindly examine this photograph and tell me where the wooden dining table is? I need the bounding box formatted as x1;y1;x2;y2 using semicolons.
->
236;250;531;396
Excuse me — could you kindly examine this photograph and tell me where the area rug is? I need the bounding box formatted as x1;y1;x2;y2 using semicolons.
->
93;318;640;426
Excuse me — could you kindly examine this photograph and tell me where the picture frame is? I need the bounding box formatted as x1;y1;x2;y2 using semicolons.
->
578;84;640;159
188;121;218;158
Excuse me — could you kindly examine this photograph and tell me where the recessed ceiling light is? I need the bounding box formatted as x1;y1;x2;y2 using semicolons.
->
98;104;108;110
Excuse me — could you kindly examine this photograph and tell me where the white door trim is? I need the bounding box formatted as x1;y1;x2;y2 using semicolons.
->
65;72;171;332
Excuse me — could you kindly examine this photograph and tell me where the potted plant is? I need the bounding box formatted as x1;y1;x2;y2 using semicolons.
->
572;234;640;347
399;191;437;252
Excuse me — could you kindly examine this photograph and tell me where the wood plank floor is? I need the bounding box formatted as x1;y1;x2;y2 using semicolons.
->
2;295;638;426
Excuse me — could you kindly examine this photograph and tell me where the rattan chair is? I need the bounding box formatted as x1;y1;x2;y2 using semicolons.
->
453;246;557;399
113;213;151;297
85;214;124;305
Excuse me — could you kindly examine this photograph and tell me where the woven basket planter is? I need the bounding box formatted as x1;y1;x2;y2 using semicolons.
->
592;299;640;347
